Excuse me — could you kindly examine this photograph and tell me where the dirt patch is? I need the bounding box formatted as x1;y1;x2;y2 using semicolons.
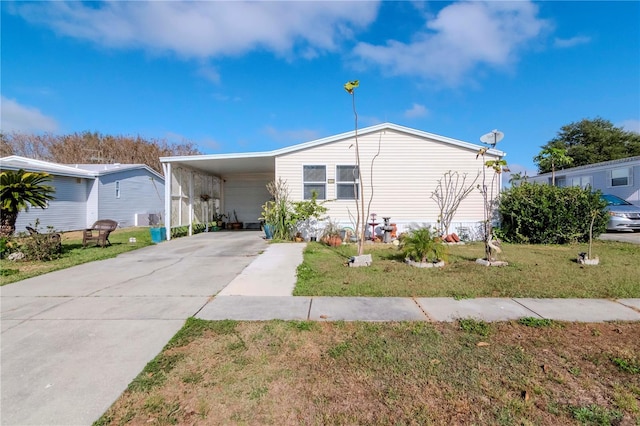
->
97;320;640;425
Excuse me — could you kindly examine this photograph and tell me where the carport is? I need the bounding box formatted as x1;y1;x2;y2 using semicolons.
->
160;152;276;239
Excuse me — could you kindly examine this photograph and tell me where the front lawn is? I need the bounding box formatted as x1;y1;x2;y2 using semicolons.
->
294;241;640;298
0;227;154;286
95;318;640;426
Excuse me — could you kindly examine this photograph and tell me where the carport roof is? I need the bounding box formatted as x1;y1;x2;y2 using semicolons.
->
159;122;506;176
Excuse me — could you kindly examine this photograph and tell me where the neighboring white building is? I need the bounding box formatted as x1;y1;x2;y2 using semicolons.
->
0;156;165;232
160;123;506;240
528;156;640;205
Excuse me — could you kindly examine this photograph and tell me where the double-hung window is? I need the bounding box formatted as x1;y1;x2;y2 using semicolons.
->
336;165;359;200
610;167;632;187
115;181;121;199
303;165;326;199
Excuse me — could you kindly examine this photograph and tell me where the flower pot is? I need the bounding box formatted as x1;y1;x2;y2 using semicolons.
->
328;236;342;247
264;224;274;239
230;222;243;230
150;227;166;243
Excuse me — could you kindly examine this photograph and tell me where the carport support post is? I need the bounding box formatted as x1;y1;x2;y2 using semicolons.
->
188;171;194;236
163;162;172;241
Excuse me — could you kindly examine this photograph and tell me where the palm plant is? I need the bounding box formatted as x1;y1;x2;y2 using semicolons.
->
400;227;446;263
0;169;55;236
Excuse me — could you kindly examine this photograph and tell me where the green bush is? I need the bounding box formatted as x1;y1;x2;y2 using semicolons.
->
399;226;447;263
170;226;189;239
498;183;608;244
19;230;62;262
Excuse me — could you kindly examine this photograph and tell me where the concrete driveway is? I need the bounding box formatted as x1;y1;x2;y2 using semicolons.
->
0;231;267;426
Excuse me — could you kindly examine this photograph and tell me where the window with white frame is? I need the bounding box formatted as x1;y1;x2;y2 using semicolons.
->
303;165;326;199
336;165;359;200
570;175;592;189
555;176;566;187
610;167;632;187
115;181;121;198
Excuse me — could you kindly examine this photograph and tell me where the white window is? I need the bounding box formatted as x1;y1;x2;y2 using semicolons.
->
610;167;632;187
115;181;121;199
555;176;566;187
303;165;326;199
336;165;359;200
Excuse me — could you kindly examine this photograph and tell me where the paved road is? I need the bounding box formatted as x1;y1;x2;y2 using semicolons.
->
0;231;267;426
599;231;640;244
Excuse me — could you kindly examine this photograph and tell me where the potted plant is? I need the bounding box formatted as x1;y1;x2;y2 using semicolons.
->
228;210;243;230
322;219;343;247
260;201;277;239
212;212;226;230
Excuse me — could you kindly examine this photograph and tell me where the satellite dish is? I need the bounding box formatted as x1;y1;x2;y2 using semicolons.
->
480;129;504;146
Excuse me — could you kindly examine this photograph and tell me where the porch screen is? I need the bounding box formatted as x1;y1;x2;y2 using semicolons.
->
303;165;326;199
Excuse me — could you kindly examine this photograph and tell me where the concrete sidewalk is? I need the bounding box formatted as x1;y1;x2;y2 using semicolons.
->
199;295;640;322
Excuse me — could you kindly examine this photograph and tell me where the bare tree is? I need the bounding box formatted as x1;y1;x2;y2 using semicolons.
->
430;170;480;236
2;131;201;174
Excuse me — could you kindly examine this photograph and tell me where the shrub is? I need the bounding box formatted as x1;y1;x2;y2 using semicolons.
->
498;183;608;244
19;223;62;261
400;226;447;263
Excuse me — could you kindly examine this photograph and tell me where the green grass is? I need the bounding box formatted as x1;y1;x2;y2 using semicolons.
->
96;320;640;426
293;241;640;298
0;227;154;286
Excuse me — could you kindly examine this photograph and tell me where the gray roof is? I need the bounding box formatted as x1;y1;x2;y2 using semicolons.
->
0;156;164;181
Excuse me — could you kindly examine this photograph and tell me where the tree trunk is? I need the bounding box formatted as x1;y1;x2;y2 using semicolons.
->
0;209;18;237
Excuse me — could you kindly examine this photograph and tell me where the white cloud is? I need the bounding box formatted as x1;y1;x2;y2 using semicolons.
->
404;103;429;119
14;1;380;59
263;126;320;144
553;36;591;48
197;65;221;84
0;97;58;133
352;1;549;86
619;119;640;134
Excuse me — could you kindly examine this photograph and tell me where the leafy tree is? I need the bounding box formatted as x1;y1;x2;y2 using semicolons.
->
536;118;640;173
534;147;573;185
0;169;56;237
508;171;528;187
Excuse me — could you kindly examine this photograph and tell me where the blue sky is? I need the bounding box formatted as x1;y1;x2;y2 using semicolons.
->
2;1;639;177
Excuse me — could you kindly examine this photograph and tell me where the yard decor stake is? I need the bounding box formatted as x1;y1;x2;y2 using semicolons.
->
476;130;508;265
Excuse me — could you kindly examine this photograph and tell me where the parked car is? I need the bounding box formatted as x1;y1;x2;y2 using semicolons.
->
601;194;640;232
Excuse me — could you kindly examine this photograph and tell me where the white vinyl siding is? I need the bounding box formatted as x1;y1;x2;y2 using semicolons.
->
303;165;326;199
336;165;359;200
275;128;500;229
